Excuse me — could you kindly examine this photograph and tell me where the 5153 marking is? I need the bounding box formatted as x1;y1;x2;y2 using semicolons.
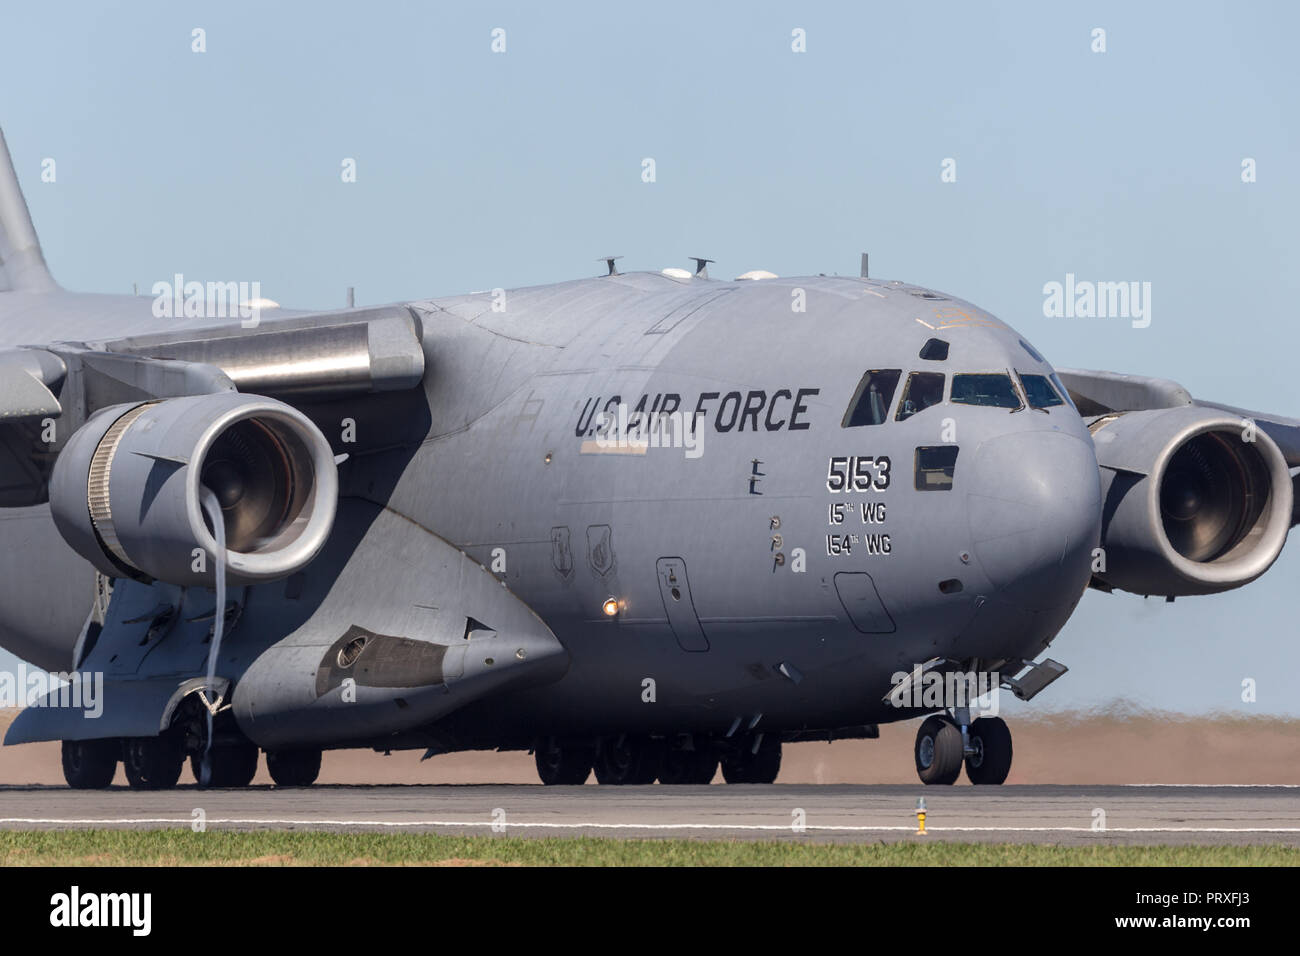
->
826;455;890;493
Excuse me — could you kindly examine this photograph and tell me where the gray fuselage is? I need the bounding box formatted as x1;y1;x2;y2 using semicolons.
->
0;270;1103;747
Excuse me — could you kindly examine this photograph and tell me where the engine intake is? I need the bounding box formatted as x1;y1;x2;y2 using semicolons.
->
51;392;337;587
1090;406;1292;596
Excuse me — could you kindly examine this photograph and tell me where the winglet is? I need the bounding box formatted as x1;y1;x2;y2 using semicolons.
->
0;126;58;293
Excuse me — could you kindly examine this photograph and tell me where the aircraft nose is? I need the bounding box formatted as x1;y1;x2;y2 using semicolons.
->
966;431;1102;612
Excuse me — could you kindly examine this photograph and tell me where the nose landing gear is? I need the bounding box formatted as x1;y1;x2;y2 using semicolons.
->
913;712;1013;785
964;716;1013;785
914;715;963;785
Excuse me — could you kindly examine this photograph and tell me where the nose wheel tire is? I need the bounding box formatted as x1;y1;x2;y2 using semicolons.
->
964;716;1013;785
914;715;963;785
593;736;661;785
266;748;323;787
535;740;594;785
191;742;259;788
122;735;185;790
61;739;118;789
720;736;781;784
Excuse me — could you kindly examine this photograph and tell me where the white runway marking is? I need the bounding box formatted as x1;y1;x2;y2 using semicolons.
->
4;817;1300;834
4;786;1297;845
1121;783;1300;788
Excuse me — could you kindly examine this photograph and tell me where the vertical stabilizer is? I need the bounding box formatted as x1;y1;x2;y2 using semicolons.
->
0;127;57;293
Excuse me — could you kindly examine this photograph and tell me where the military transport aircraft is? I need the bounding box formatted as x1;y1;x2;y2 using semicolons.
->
1;127;1296;788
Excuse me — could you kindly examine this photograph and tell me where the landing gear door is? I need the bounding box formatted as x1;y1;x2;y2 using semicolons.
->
656;557;710;652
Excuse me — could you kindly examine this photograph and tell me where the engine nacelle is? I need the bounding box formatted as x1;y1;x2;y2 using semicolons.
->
1090;406;1292;596
51;392;337;587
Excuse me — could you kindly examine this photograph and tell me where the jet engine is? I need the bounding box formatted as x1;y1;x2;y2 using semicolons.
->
50;392;337;587
1089;405;1292;596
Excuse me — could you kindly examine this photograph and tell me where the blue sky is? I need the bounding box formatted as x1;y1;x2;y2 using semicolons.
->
1;1;1298;714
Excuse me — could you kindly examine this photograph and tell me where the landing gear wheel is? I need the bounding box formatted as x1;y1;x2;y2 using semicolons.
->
266;749;322;787
720;736;781;784
658;737;718;785
914;715;962;785
965;716;1013;785
122;735;184;790
534;740;593;785
593;736;661;785
191;742;259;788
61;739;118;789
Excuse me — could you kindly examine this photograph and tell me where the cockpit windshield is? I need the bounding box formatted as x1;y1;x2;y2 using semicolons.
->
950;373;1022;410
1017;371;1065;409
895;372;945;421
842;369;902;427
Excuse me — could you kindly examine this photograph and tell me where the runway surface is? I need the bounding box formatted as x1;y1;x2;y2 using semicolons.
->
2;784;1298;845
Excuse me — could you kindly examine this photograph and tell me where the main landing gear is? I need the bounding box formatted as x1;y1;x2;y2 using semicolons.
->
60;735;324;789
191;742;260;788
60;692;324;790
265;749;323;787
122;733;186;790
914;713;1013;785
60;738;119;790
62;736;190;790
533;733;778;786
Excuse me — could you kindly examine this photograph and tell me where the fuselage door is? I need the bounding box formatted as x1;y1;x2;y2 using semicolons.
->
833;571;897;634
656;557;710;652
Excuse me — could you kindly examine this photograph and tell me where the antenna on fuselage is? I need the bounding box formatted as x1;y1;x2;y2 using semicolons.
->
860;253;869;279
689;257;714;279
598;255;623;276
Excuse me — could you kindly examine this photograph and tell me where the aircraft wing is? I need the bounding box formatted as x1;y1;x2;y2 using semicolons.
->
0;307;426;409
1057;367;1300;525
1192;400;1300;468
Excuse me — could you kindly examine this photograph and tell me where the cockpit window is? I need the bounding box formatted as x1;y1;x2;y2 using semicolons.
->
842;369;902;427
1019;338;1045;363
895;372;945;421
919;338;949;361
1050;372;1076;409
1018;371;1065;409
950;373;1022;410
